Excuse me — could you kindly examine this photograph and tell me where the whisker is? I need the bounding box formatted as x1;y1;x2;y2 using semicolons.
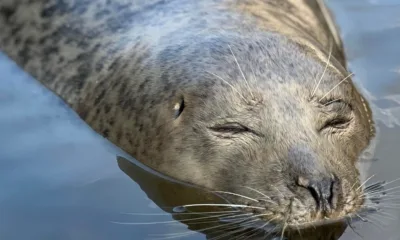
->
206;225;241;237
220;213;255;220
372;191;400;197
346;219;363;239
240;217;279;240
243;186;271;199
365;204;400;210
356;174;376;191
237;221;273;240
319;72;354;101
364;191;386;197
111;212;237;225
372;203;400;207
355;213;368;222
213;191;259;203
374;211;398;220
363;216;385;230
264;225;280;239
234;228;259;240
280;221;287;240
273;186;285;198
122;210;241;216
151;213;265;240
364;191;388;198
181;213;254;225
374;196;400;202
369;185;400;195
238;228;263;240
228;44;254;99
150;225;233;238
311;42;333;96
258;198;278;205
295;225;303;240
181;203;265;210
381;177;400;187
207;219;260;240
364;181;386;194
370;212;396;221
206;71;247;102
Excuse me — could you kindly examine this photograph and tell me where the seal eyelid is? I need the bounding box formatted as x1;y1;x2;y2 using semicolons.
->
320;117;352;131
208;122;253;135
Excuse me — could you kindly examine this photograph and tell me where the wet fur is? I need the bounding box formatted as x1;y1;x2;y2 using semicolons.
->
0;0;375;230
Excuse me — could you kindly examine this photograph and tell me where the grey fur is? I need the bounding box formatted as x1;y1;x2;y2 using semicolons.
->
0;0;375;230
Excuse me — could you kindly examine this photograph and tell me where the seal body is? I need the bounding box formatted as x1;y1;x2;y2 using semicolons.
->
0;0;376;231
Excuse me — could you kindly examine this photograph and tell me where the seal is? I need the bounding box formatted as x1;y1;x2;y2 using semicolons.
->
0;0;378;236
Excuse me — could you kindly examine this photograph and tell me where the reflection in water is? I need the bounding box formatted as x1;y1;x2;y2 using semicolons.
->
116;156;387;240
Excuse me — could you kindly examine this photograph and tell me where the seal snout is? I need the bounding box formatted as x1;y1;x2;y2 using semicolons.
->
287;146;342;217
296;175;339;214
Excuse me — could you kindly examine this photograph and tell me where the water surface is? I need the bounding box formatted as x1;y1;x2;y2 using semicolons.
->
1;0;400;239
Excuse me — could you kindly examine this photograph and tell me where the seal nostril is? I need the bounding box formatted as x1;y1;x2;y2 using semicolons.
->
307;184;322;210
296;176;337;212
328;177;336;206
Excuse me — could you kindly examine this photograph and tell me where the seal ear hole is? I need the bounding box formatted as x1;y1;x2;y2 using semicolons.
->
173;97;185;119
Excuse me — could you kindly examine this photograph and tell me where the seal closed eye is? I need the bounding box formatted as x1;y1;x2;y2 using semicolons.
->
318;100;354;131
0;0;377;237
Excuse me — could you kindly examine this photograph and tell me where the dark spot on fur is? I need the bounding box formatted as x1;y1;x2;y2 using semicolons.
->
66;63;90;92
103;129;109;138
43;46;60;56
108;56;122;71
41;0;69;18
39;37;47;45
95;62;104;72
77;106;89;120
95;89;106;106
117;131;122;141
14;36;21;45
119;81;128;96
10;24;22;36
0;6;15;22
160;71;169;84
24;37;35;45
104;104;111;114
41;22;51;31
120;98;135;111
138;76;151;92
95;108;101;116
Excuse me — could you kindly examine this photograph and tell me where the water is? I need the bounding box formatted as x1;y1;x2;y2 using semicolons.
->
1;0;400;239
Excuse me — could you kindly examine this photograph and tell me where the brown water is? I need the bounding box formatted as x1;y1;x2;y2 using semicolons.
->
1;0;400;239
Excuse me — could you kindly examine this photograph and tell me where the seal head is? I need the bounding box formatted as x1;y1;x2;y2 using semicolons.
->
150;33;375;229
